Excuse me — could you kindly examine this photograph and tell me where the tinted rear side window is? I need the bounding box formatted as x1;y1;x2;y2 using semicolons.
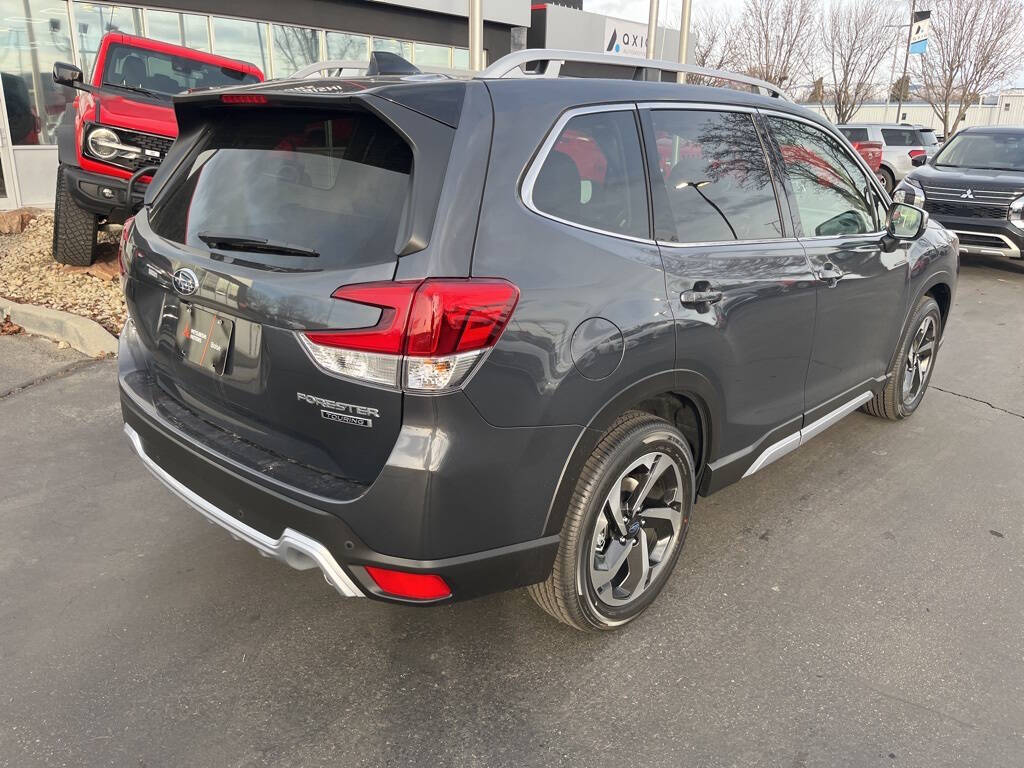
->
840;127;869;142
529;109;649;239
150;109;411;267
647;109;784;244
881;128;922;146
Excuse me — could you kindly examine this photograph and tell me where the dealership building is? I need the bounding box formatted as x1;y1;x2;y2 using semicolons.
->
0;0;692;210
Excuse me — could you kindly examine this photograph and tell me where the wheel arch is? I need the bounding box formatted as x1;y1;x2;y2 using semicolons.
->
541;370;722;538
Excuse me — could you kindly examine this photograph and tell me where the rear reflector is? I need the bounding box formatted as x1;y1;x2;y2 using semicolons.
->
364;566;452;600
299;278;519;392
220;94;268;105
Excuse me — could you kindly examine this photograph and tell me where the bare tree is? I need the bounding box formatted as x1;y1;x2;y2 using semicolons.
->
733;0;820;91
692;7;739;70
819;0;900;123
912;0;1024;135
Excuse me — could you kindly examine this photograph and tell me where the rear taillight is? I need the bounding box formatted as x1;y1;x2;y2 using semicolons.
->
364;566;452;600
299;278;519;392
908;149;926;159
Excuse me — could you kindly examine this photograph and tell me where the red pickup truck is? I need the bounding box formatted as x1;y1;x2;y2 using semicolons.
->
52;34;263;266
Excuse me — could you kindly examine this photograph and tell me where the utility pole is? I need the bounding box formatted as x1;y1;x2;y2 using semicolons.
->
469;0;483;71
676;0;692;82
895;0;916;123
646;0;660;59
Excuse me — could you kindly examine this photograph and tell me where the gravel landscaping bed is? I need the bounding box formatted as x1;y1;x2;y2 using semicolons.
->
0;213;125;335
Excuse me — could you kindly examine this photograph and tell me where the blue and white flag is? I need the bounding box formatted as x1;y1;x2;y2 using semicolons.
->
909;10;931;54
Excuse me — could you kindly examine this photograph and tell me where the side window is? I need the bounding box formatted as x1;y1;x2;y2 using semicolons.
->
840;127;869;142
530;109;649;239
646;109;784;244
881;128;921;147
768;117;877;237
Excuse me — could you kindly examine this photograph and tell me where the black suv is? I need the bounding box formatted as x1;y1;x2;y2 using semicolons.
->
896;126;1024;261
118;50;958;631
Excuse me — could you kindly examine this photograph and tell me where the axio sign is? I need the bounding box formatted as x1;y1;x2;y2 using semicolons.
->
604;18;648;58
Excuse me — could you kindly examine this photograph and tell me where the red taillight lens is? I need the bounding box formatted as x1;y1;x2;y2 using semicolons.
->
299;278;519;391
909;149;926;159
364;566;452;600
220;93;268;105
405;279;520;356
307;281;419;354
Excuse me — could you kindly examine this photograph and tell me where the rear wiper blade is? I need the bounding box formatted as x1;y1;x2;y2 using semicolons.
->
197;232;320;258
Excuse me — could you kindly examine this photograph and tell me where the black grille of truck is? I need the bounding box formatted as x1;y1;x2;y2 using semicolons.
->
118;129;174;171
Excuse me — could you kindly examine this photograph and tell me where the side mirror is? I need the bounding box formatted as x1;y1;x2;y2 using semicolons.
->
52;62;84;88
883;202;928;251
911;153;927;167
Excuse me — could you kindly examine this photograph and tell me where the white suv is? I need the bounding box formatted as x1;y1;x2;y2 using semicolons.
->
838;124;928;193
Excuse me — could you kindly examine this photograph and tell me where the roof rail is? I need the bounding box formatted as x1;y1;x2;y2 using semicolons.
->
477;49;787;100
291;58;464;80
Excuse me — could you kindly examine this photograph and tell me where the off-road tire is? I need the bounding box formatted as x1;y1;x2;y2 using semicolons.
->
528;411;695;631
863;295;942;420
52;165;98;266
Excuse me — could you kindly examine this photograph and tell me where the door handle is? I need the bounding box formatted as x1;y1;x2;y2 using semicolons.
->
680;282;724;309
817;263;845;287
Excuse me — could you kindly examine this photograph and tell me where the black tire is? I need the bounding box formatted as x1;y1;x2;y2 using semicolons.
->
878;166;896;195
52;165;97;266
528;411;695;631
863;295;942;420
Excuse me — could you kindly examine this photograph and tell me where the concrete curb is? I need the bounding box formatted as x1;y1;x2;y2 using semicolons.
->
1;299;118;358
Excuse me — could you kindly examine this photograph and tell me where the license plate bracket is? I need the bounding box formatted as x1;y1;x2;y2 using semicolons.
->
175;302;234;375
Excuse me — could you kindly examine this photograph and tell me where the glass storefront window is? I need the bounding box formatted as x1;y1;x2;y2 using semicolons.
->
212;16;270;76
325;31;369;62
372;37;412;61
413;42;449;68
272;24;318;77
452;48;470;70
1;0;75;145
73;3;143;78
145;10;210;52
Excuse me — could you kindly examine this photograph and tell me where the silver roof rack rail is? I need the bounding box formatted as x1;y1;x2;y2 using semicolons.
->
477;49;787;100
291;59;464;80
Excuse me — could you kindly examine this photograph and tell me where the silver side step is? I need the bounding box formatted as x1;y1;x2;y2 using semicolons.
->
743;392;873;478
123;424;363;598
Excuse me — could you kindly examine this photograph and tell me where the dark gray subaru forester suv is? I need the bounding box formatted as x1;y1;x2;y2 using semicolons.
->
118;50;958;631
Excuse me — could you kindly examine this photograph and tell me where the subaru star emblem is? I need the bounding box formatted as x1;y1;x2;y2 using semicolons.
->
172;267;199;296
960;188;975;199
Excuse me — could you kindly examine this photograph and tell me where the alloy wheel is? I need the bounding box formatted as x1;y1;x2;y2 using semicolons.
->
588;452;686;608
902;314;937;405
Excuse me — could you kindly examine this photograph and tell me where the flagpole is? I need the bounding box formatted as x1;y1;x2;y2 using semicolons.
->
896;0;916;123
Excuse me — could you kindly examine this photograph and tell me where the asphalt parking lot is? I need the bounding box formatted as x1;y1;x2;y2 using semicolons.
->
2;256;1023;768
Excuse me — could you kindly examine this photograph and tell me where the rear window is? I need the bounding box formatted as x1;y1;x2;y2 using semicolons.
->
103;43;259;97
840;128;869;142
881;128;922;147
149;110;412;267
918;128;939;146
529;109;649;239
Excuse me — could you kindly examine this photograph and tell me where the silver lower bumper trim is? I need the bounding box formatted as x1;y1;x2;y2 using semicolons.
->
949;229;1022;259
123;423;364;597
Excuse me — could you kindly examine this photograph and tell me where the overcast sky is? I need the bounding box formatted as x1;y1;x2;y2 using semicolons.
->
585;0;1024;89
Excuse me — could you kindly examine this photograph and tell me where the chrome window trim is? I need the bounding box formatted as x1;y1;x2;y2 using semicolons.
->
520;103;657;245
656;236;801;249
638;101;757;113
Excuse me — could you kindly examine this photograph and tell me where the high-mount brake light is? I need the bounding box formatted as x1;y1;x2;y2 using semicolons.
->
220;94;268;105
298;279;520;392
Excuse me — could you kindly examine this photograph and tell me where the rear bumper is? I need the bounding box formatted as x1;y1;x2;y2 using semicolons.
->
928;213;1024;259
118;325;573;604
64;164;145;221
